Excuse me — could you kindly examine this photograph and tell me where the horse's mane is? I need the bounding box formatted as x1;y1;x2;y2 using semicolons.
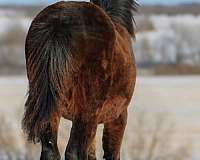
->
90;0;138;36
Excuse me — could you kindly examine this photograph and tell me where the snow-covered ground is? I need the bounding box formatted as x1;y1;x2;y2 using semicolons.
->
134;15;200;65
0;8;200;159
0;76;199;159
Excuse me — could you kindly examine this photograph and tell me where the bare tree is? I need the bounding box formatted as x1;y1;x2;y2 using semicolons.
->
123;113;192;160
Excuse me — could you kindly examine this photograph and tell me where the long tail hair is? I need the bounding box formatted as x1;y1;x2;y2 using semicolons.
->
22;3;73;142
22;1;115;142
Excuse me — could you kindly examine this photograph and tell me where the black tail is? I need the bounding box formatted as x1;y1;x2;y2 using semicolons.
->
22;3;72;142
22;1;115;143
90;0;138;36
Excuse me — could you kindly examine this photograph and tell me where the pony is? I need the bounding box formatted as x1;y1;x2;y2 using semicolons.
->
22;0;137;159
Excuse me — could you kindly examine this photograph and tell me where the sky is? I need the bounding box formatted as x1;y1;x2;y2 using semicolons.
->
0;0;200;5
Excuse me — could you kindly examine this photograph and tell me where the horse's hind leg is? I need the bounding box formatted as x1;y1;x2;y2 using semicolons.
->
40;113;61;160
103;110;127;160
65;116;98;160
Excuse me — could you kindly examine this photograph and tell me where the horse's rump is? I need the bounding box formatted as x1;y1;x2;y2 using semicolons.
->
22;1;115;142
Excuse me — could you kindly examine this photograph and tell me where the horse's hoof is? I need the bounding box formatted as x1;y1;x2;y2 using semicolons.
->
65;152;78;160
40;150;61;160
88;154;97;160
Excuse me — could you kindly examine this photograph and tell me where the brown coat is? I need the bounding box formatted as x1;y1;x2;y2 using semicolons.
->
22;1;137;160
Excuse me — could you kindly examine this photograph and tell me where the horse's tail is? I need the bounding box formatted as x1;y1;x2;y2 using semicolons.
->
22;3;73;143
22;1;115;143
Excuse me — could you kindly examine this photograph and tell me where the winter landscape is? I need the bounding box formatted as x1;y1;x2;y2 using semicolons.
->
0;2;200;160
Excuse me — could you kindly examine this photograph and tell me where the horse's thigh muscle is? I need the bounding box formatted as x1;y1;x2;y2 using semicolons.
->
103;110;127;160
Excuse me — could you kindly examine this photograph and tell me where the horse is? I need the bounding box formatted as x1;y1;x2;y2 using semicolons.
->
22;0;137;159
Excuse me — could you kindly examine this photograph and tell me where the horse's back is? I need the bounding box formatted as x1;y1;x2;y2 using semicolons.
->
25;0;135;124
40;1;117;121
23;1;116;141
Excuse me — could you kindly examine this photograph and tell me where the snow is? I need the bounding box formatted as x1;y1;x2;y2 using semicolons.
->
134;15;200;65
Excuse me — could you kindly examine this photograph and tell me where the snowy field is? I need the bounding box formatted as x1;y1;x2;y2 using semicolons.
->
1;7;200;160
134;15;200;65
0;76;199;159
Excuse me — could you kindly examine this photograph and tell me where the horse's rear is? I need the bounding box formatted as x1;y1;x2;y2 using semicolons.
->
22;1;137;160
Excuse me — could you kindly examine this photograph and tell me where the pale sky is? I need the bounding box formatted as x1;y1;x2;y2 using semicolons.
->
0;0;199;5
